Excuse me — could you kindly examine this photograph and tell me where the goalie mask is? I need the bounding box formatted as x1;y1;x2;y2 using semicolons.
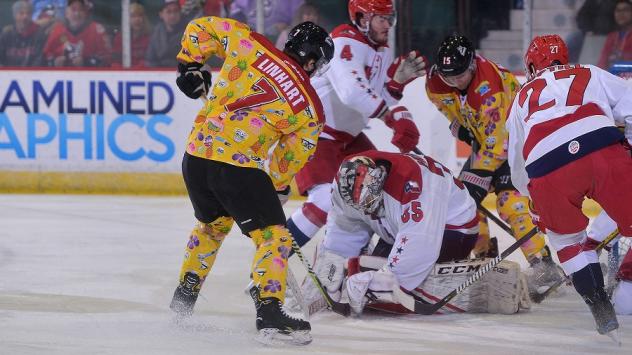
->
337;156;388;215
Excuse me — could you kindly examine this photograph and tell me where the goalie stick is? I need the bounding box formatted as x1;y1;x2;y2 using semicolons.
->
289;237;351;316
397;206;539;315
530;228;620;304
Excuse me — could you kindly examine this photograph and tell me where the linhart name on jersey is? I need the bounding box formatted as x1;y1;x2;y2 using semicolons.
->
253;53;308;114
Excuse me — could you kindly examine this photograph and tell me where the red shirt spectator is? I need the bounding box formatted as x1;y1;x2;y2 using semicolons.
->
598;0;632;69
0;1;47;66
111;2;151;67
42;0;111;67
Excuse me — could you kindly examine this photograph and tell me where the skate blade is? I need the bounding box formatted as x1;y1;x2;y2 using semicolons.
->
605;329;622;346
255;328;312;346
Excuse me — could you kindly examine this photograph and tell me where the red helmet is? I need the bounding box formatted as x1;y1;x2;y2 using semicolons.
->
524;34;569;81
348;0;395;28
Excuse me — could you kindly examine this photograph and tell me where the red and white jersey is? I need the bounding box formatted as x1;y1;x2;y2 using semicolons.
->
507;64;632;196
323;150;478;290
311;25;400;143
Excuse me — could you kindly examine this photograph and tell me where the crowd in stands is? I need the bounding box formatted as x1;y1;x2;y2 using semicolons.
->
0;0;323;68
0;0;630;70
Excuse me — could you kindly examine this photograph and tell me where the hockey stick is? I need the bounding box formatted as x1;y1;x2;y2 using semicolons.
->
289;237;351;316
530;228;620;303
402;208;540;315
478;205;520;236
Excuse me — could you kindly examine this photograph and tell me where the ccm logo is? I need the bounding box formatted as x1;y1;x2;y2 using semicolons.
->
437;264;481;274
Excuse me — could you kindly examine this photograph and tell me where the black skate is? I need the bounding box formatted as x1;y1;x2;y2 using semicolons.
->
170;272;201;319
526;247;566;301
250;287;311;346
583;288;619;337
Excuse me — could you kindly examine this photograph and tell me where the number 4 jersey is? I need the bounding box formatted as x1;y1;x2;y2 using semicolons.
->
176;17;324;190
506;64;632;196
323;150;478;290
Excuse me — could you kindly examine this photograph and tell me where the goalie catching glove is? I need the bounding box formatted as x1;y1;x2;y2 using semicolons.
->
383;106;420;153
176;62;211;99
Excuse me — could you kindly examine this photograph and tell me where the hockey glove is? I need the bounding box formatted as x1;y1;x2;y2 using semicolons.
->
459;168;493;205
384;106;420;153
176;62;211;99
386;51;428;99
449;120;474;146
277;186;290;206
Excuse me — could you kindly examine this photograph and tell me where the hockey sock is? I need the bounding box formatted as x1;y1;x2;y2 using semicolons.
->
287;218;311;248
496;190;547;260
571;262;605;298
177;217;233;285
250;225;293;303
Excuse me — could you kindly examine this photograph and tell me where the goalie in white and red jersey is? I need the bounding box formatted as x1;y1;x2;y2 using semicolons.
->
286;0;427;250
302;150;531;315
506;34;632;337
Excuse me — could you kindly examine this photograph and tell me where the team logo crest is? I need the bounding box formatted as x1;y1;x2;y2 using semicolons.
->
568;140;580;154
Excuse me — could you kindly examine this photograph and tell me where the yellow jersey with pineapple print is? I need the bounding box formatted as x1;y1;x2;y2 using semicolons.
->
425;55;520;172
177;16;324;190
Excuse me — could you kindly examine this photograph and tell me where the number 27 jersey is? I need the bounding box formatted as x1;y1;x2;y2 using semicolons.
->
506;64;632;196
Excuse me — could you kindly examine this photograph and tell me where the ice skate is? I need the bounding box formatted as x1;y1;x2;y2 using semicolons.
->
526;247;566;301
583;287;619;339
170;272;200;319
250;287;311;346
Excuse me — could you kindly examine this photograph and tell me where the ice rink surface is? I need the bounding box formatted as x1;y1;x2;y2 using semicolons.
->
0;194;630;355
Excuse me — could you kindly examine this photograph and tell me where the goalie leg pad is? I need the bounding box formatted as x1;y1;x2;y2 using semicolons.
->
486;260;530;314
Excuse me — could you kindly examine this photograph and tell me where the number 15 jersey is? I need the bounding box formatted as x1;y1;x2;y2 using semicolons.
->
506;64;632;196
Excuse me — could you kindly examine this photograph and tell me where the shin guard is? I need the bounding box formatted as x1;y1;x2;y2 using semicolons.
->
496;191;546;260
250;225;293;302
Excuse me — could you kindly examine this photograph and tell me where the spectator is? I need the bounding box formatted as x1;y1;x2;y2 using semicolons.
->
568;0;617;62
275;3;320;49
229;0;303;41
179;0;231;18
32;0;66;26
145;0;187;67
42;0;111;67
0;1;47;66
598;0;632;69
111;2;151;68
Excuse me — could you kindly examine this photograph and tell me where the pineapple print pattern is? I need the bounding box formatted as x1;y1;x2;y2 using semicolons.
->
177;16;323;189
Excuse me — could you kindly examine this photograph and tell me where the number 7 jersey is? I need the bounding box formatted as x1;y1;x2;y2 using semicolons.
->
506;64;632;196
176;17;325;190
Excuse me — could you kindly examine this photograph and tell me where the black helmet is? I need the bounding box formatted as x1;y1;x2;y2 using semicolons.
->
284;22;334;75
435;35;475;76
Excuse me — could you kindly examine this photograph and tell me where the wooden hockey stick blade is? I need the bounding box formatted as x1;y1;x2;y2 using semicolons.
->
531;228;620;304
408;226;540;315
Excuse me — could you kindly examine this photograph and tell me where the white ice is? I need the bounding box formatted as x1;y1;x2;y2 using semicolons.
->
0;195;629;355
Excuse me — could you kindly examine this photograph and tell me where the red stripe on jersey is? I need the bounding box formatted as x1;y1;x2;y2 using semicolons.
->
446;214;479;230
302;202;328;227
522;103;605;159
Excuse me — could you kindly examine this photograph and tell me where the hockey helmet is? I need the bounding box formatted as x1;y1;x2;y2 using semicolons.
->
348;0;396;32
524;34;568;81
435;35;475;77
337;156;388;215
284;21;334;76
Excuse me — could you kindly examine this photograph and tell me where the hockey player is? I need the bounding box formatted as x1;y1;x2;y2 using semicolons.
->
506;34;632;336
287;0;426;249
303;150;530;315
169;17;333;345
425;35;564;298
